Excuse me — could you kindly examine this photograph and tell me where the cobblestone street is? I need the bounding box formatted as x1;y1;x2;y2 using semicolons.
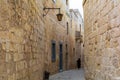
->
50;69;85;80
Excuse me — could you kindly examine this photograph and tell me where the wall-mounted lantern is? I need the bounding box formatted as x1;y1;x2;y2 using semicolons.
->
43;7;63;21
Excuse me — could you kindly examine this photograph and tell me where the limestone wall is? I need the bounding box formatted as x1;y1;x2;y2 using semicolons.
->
0;0;76;80
83;0;120;80
70;9;84;68
0;0;45;80
43;0;76;73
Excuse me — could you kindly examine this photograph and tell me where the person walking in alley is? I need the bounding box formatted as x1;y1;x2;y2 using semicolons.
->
77;58;81;69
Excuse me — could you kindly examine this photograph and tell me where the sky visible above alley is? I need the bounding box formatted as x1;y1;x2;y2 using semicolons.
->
70;0;83;18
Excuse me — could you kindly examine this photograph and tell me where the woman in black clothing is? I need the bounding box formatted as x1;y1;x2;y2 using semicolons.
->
77;58;81;69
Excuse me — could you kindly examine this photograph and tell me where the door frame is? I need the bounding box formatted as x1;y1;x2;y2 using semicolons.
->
59;42;63;72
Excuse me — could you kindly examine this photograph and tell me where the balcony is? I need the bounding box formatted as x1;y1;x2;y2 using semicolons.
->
75;31;83;43
76;31;80;39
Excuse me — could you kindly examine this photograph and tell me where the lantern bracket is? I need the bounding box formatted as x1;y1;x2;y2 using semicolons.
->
43;7;61;17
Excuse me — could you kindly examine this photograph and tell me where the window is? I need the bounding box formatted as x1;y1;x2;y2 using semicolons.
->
66;0;68;5
66;44;68;55
66;44;68;51
51;41;56;62
80;24;81;32
67;22;69;35
73;48;75;54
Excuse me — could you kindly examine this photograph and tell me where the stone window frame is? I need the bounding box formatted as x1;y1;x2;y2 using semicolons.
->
51;40;56;62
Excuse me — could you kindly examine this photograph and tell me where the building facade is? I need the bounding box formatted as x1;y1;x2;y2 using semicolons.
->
0;0;81;80
43;0;75;74
70;9;84;68
83;0;120;80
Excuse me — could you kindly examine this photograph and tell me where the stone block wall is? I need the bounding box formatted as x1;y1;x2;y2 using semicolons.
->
0;0;76;80
43;0;76;73
70;9;84;68
0;0;45;80
83;0;120;80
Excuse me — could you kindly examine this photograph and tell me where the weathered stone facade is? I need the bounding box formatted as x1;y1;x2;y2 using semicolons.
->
70;9;84;68
0;0;77;80
0;0;45;80
43;0;76;74
83;0;120;80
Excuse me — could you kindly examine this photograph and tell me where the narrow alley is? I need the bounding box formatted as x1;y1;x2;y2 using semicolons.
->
50;69;85;80
1;0;120;80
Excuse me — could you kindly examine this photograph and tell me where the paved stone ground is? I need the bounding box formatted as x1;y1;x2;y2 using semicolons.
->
49;68;85;80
